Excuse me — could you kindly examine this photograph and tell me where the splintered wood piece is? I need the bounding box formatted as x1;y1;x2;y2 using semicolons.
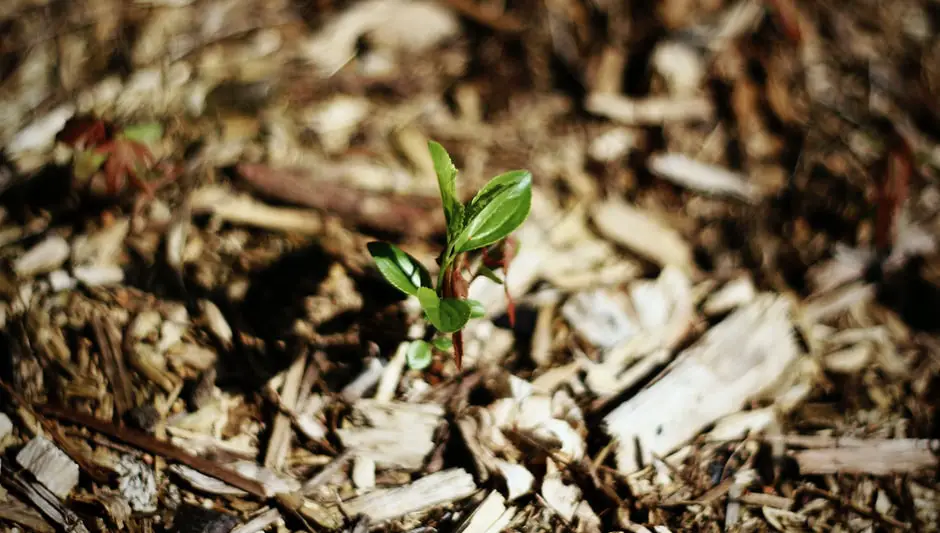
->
792;439;939;475
231;507;282;533
592;199;698;277
0;499;56;533
263;352;307;471
604;294;801;473
16;436;80;500
39;405;267;498
0;462;90;533
336;400;444;470
585;93;714;125
190;186;323;234
457;491;515;533
340;468;477;523
648;153;761;203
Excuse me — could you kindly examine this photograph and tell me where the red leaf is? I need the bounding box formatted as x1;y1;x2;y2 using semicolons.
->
58;117;109;149
95;139;156;196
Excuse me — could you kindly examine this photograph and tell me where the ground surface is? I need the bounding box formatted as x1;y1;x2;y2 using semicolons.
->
1;0;939;532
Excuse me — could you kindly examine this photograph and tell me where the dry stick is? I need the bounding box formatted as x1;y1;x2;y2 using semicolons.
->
235;163;444;238
37;405;267;499
0;380;111;484
795;485;909;530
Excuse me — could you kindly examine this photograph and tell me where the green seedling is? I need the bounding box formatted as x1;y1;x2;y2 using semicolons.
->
368;141;532;370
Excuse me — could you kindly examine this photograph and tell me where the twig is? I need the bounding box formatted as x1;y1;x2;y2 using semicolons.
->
795;485;909;530
0;380;111;484
37;405;268;499
236;163;444;237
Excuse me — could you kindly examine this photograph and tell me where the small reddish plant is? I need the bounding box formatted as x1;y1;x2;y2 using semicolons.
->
368;142;532;370
58;117;174;200
872;120;913;258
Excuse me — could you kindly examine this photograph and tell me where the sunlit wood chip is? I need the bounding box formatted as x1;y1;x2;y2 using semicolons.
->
561;289;637;350
16;437;80;499
494;460;534;501
341;468;476;523
649;153;761;202
14;235;70;278
541;473;580;522
169;464;247;496
586;93;713;125
190;186;323;234
703;276;756;316
457;491;515;533
592;199;697;276
793;439;940;475
604;294;801;473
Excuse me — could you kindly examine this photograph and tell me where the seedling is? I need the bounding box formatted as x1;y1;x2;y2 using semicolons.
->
368;141;532;370
58;116;177;200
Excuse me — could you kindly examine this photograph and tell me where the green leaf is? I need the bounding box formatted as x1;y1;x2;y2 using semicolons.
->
467;299;486;319
368;242;432;296
454;170;532;253
120;122;164;148
417;287;471;333
430;336;453;351
406;340;433;370
476;264;504;285
73;150;108;180
428;141;464;239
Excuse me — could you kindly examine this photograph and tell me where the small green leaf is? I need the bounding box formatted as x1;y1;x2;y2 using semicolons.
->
417;287;471;333
368;242;432;296
406;340;433;370
476;264;504;285
120;122;163;147
73;150;108;180
467;299;486;319
428;141;464;239
431;336;453;351
454;170;532;253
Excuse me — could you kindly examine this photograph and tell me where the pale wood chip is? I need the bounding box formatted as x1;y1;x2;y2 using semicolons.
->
16;436;80;500
190;186;323;234
793;439;940;475
458;491;516;533
648;153;761;202
604;294;801;473
340;468;477;523
586;93;714;125
592;199;698;277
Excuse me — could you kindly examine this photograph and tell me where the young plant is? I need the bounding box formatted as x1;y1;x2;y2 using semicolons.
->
58;116;177;200
368;141;532;370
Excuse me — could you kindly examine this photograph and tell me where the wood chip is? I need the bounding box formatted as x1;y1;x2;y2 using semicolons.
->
793;439;940;475
604;294;801;472
585;93;714;125
336;400;444;470
458;491;515;533
340;468;476;523
592;199;698;277
648;153;761;202
190;186;323;235
14;235;70;278
15;436;80;499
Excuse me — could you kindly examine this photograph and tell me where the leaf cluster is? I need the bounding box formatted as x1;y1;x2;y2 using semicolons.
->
368;142;532;370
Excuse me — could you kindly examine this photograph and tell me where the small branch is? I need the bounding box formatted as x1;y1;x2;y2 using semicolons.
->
37;405;268;499
795;485;909;530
